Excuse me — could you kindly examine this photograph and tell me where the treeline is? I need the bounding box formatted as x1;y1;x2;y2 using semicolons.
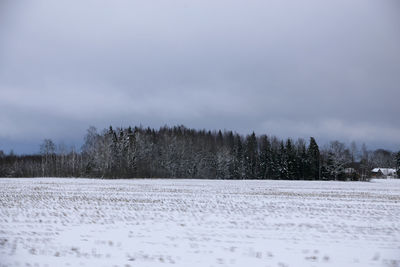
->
1;125;399;180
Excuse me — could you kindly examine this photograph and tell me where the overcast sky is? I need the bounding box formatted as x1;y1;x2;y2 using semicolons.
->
1;0;399;154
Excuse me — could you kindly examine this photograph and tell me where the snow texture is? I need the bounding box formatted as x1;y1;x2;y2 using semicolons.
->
0;178;399;267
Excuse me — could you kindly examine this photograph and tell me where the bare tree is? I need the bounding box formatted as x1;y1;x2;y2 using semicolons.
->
40;139;56;176
324;141;352;180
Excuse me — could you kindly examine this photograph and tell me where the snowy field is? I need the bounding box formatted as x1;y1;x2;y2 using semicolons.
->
0;178;399;267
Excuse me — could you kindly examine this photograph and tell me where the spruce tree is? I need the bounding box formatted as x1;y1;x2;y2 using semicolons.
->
269;137;281;179
285;139;297;179
307;137;320;180
258;135;272;179
244;132;258;179
296;139;308;180
233;134;244;179
279;141;288;179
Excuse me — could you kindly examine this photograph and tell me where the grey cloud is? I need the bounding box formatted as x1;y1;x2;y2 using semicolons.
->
0;0;399;153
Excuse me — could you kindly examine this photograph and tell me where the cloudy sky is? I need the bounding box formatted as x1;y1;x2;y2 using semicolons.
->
1;0;399;154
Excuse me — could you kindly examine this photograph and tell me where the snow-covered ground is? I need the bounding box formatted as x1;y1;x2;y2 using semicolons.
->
0;178;399;267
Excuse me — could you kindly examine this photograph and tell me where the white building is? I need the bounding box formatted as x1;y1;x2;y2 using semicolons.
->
371;168;397;178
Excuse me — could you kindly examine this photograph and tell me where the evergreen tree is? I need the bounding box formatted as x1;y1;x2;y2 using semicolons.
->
216;130;224;148
233;134;244;179
126;126;137;177
2;124;382;181
269;137;281;179
244;132;258;179
295;139;308;180
279;141;288;179
109;126;119;177
307;137;320;180
285;139;297;179
226;131;236;178
258;135;272;179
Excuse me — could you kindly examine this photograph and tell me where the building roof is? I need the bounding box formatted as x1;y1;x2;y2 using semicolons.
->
371;168;397;175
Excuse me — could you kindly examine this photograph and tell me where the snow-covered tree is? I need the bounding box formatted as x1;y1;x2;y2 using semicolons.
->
323;141;351;180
